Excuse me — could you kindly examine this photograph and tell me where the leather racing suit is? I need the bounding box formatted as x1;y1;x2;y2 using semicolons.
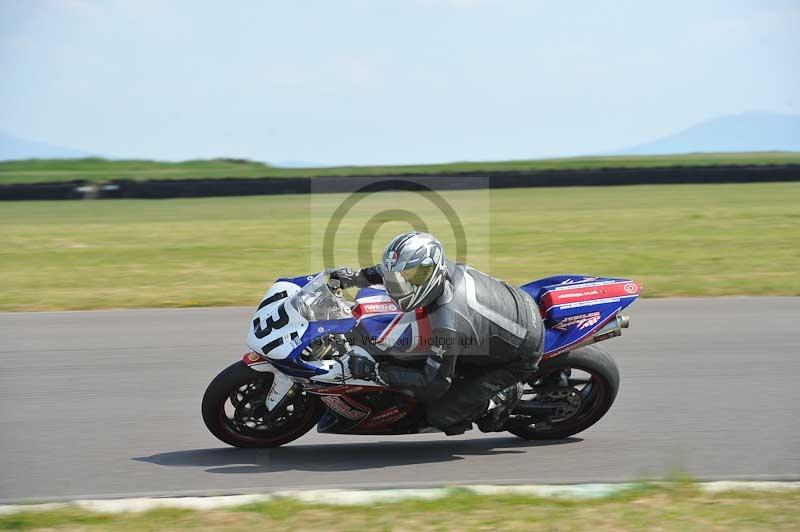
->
347;260;544;432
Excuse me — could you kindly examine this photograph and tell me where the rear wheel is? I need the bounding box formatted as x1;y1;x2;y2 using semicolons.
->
509;345;619;440
202;361;321;448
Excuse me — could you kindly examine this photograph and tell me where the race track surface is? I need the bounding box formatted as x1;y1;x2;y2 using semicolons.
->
1;298;798;503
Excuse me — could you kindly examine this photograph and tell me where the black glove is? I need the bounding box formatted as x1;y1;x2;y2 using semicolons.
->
329;267;360;289
348;353;377;380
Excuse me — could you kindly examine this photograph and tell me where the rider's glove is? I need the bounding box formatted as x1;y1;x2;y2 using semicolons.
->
329;267;360;289
348;353;386;384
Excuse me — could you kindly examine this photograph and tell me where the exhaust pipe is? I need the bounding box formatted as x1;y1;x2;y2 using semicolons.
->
574;314;630;349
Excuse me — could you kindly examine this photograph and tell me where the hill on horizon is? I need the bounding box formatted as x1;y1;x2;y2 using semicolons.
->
615;111;800;155
0;132;95;160
2;110;799;164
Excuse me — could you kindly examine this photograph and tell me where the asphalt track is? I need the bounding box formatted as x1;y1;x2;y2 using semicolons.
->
1;298;798;503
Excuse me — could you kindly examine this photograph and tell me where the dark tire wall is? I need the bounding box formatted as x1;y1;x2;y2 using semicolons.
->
202;361;322;448
509;344;620;440
2;164;799;200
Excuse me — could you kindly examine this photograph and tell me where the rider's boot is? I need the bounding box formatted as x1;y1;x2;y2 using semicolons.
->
476;382;524;433
441;420;472;436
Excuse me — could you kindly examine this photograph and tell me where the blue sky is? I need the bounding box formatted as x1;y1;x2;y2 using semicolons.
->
1;0;798;165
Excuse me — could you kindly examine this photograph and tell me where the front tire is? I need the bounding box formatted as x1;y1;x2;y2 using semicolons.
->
509;345;620;440
202;361;321;448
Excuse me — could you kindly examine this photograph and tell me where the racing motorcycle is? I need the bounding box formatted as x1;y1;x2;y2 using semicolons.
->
202;272;640;447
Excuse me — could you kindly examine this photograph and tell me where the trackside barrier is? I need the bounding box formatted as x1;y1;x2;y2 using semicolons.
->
1;164;798;200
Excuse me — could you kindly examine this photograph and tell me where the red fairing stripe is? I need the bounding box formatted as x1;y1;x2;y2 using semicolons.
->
242;352;265;365
358;406;408;429
306;384;376;394
540;281;640;311
352;301;400;320
376;313;404;344
414;307;432;352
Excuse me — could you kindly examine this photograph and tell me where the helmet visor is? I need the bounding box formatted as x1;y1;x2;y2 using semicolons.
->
400;264;435;286
383;264;435;300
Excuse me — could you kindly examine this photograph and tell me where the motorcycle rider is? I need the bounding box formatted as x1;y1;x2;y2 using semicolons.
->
331;232;543;434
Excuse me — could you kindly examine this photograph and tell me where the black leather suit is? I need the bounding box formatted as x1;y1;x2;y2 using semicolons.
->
352;260;544;431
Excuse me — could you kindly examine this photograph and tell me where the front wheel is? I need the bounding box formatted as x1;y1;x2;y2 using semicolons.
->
202;361;321;448
509;345;620;440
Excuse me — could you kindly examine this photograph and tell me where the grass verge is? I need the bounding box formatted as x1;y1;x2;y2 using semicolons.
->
1;152;799;184
1;182;799;311
2;484;799;531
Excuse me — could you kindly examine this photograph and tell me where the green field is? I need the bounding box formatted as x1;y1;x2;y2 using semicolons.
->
2;484;798;531
1;152;799;184
2;182;798;311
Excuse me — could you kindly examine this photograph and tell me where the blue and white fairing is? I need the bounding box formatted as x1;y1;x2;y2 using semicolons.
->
246;272;641;386
352;286;430;353
245;273;382;386
520;275;642;357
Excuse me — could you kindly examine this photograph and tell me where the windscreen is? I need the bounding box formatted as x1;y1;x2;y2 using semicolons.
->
288;273;352;322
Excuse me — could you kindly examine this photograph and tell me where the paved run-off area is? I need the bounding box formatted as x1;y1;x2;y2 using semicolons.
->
0;297;798;503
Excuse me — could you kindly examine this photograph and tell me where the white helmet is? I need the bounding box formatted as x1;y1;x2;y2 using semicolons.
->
380;232;447;312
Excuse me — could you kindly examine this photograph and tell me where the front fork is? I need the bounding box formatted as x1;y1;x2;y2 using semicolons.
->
242;352;297;413
242;344;383;416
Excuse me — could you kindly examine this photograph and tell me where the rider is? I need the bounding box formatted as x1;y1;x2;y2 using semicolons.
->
331;232;543;434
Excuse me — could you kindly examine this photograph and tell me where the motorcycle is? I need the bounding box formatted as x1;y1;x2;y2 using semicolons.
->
202;272;640;447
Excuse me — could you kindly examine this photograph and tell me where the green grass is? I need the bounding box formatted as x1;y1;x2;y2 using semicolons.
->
1;182;799;311
2;484;799;530
1;152;799;184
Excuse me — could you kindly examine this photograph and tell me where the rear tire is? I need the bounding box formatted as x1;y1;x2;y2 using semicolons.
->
202;361;321;448
509;345;619;440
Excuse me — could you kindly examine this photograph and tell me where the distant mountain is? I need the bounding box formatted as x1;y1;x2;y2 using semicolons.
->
615;111;800;155
0;132;94;160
